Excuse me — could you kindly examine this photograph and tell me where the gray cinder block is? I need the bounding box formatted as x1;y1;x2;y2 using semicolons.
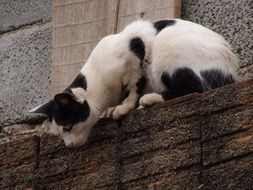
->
0;0;52;33
0;22;51;126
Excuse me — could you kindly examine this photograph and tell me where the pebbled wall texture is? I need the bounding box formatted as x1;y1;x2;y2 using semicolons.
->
181;0;253;76
0;0;52;127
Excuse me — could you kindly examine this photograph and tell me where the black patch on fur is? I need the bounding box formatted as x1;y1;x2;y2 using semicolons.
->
65;73;87;91
36;96;90;132
153;20;176;33
201;69;235;89
33;73;89;131
136;76;147;94
54;92;74;106
161;68;205;100
119;84;130;103
53;98;90;131
129;37;145;62
160;91;171;101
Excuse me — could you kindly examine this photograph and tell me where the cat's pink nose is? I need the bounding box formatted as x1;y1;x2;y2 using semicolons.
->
66;142;75;148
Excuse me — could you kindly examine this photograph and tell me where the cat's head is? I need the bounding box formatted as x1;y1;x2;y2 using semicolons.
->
30;74;97;148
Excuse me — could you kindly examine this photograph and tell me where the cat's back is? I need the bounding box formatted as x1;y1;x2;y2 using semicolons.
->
151;19;238;76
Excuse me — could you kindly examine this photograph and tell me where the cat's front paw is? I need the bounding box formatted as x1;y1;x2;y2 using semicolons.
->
139;93;164;107
112;105;133;120
100;107;116;119
100;106;123;120
101;105;132;120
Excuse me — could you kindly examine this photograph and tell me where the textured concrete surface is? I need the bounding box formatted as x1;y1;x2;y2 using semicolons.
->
0;0;52;127
0;0;51;33
0;79;252;189
181;0;253;68
238;65;253;80
0;22;51;127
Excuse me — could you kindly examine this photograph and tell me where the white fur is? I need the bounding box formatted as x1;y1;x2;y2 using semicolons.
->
71;87;87;103
31;20;157;147
31;19;238;147
29;103;46;113
139;93;164;107
139;19;238;107
80;20;156;118
147;19;238;93
51;117;94;147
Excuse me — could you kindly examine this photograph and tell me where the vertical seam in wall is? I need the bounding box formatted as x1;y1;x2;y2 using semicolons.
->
174;0;182;18
115;120;124;189
199;123;204;188
32;135;41;188
33;136;41;170
113;0;121;34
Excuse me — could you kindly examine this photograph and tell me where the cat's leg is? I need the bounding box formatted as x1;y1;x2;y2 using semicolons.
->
139;68;205;108
111;90;139;119
103;76;146;120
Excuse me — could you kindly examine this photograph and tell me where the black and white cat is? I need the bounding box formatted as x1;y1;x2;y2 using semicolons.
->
30;19;238;148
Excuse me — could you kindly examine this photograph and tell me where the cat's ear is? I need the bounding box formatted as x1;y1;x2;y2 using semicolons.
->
29;100;53;114
54;92;75;106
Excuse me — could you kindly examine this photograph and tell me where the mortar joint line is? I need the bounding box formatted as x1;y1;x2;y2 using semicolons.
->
113;0;121;34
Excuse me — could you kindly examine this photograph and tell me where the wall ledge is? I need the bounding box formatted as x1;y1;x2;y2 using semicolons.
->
1;79;253;189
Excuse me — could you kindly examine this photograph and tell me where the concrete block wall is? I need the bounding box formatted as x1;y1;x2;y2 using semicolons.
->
0;0;52;127
0;0;51;33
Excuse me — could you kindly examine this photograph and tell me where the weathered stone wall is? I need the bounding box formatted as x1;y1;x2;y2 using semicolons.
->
1;79;252;189
181;0;253;79
0;0;52;127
